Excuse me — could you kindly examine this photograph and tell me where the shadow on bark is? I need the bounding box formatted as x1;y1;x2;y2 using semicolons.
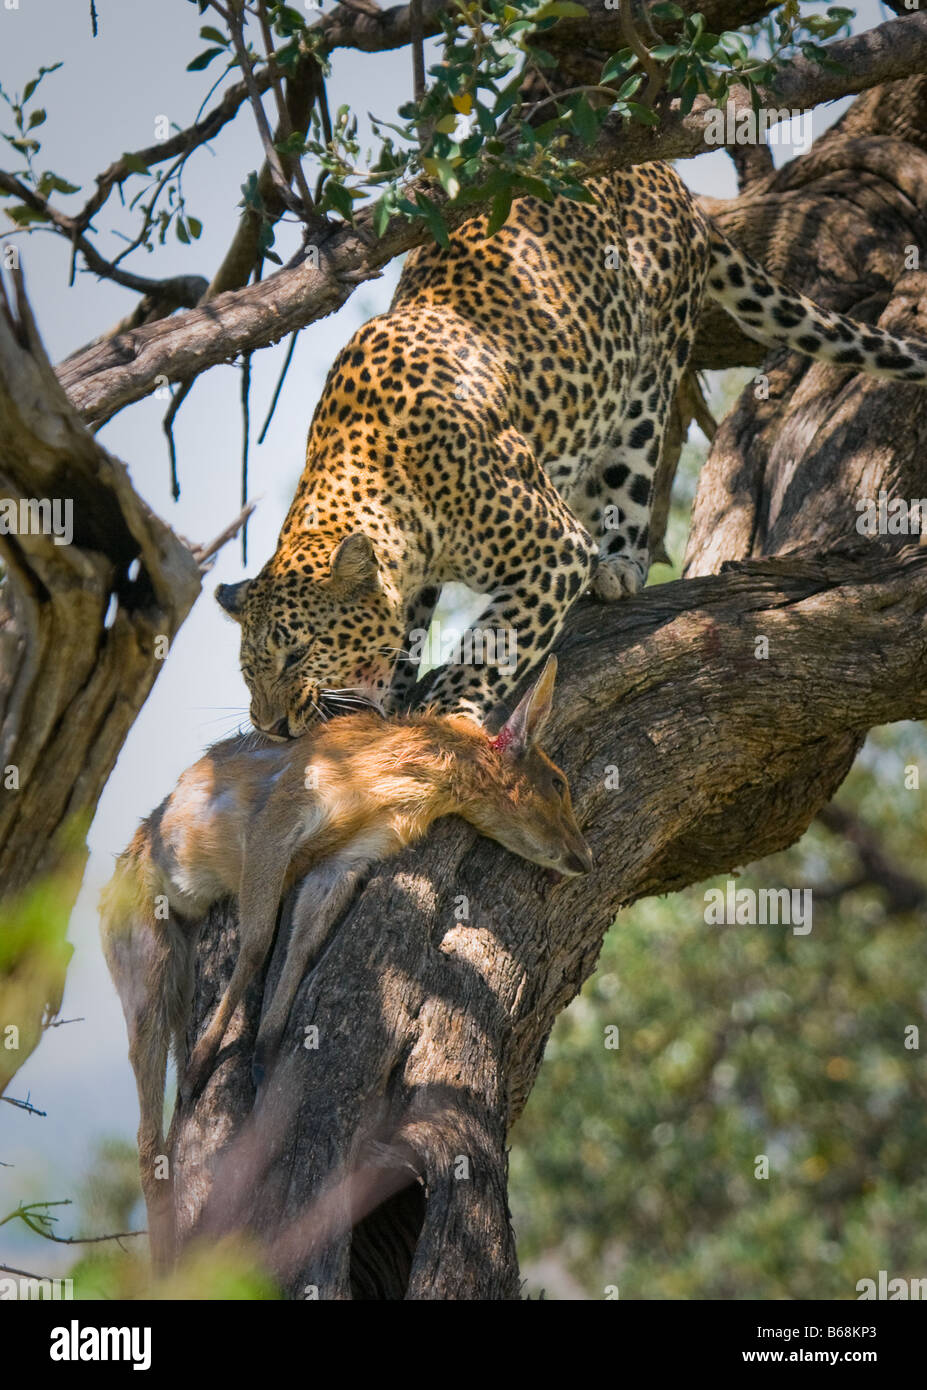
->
147;78;927;1296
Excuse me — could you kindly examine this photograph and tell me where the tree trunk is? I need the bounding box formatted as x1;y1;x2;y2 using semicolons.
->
0;271;203;1092
168;78;927;1298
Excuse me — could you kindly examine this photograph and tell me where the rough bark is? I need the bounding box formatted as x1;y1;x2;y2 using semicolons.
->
167;78;927;1298
0;271;204;1092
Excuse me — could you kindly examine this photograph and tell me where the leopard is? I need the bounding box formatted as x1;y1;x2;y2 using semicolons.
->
217;161;927;734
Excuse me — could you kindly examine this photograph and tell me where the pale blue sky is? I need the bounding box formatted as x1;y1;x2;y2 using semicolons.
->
0;0;886;1267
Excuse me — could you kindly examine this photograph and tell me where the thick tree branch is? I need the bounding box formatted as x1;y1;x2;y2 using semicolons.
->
164;73;927;1295
56;13;927;426
0;270;226;1093
169;542;927;1296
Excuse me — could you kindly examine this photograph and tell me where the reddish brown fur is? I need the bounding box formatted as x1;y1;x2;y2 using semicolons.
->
100;657;590;1271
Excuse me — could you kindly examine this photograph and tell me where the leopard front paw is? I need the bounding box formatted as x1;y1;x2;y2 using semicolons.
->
591;554;648;600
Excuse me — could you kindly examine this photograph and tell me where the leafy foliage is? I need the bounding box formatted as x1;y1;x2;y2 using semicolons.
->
0;62;79;228
0;3;861;259
509;396;927;1299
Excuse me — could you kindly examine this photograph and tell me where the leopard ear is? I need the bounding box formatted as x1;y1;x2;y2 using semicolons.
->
215;579;251;622
329;533;378;594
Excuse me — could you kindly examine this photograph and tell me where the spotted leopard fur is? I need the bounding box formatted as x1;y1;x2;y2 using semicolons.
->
217;162;927;734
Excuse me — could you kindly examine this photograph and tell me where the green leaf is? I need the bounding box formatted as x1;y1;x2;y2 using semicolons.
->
36;171;80;197
414;193;450;249
601;49;635;84
240;171;263;212
176;218;190;244
6;137;39;155
616;74;643;101
718;30;749;62
272;5;308;36
275;130;308;156
560;183;596;203
198;24;228;44
121;151;151;175
668;55;688;91
186;47;224;72
3;203;50;226
486;187;513;237
694;30;719;53
372;196;392;237
187;215;203;239
650;44;679;61
322;180;355;220
570;96;598;146
434;157;461;200
679;72;699;115
257;219;276;255
533;0;588;17
516;174;554;201
22;64;62;104
27;108;46;129
626;101;660;126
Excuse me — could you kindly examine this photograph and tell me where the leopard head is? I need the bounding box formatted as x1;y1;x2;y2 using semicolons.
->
216;533;405;739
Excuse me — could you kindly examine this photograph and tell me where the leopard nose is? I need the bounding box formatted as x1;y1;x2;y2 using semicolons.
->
255;715;290;740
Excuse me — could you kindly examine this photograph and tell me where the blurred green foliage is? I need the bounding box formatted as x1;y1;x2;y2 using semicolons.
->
510;373;927;1299
63;1138;279;1299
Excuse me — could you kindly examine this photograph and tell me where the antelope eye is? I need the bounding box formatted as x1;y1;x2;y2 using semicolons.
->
552;776;566;797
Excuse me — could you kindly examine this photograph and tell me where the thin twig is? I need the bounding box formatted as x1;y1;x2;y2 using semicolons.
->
241;352;252;566
410;0;426;108
518;84;637;123
89;0;98;37
0;1200;145;1245
314;77;334;205
256;0;316;213
318;76;333;147
0;1094;46;1117
162;379;197;501
258;330;299;443
619;0;664;107
0;1262;57;1280
0;172;204;305
212;0;304;216
192;500;259;568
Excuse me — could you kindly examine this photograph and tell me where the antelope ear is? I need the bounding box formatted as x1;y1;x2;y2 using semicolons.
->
215;580;251;622
492;655;558;758
329;533;378;594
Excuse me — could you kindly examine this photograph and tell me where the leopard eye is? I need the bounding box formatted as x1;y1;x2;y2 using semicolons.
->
282;651;301;672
